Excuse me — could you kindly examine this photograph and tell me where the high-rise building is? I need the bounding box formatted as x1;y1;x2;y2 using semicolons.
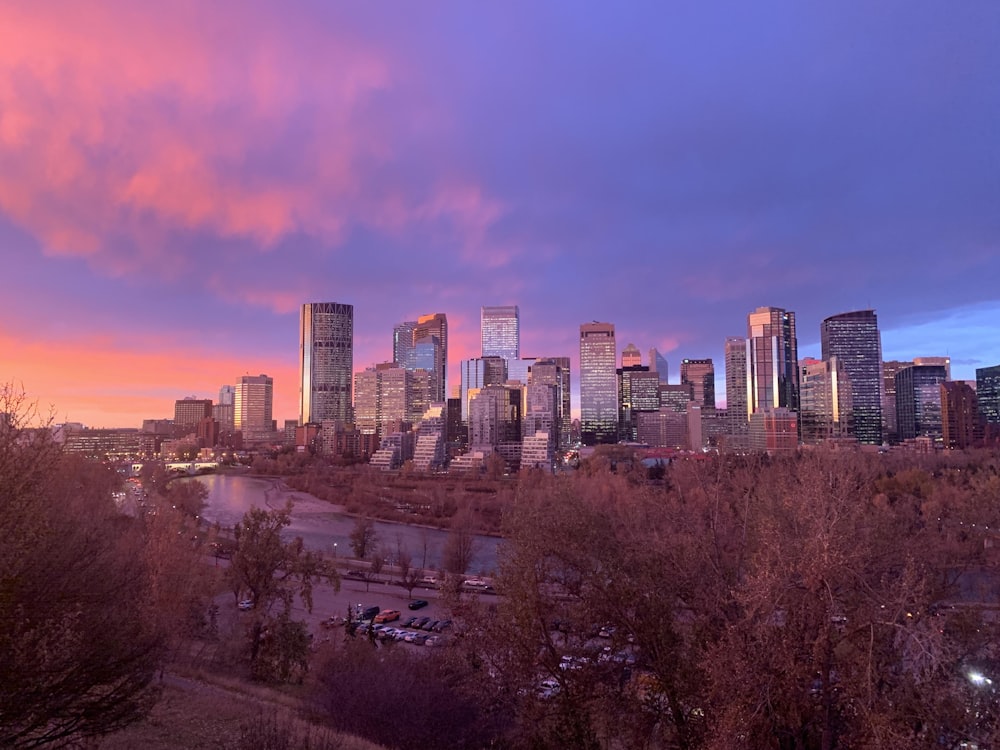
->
747;306;799;417
724;336;750;445
618;366;660;441
299;302;353;425
649;348;669;385
914;356;951;380
413;313;448;403
940;381;981;449
799;357;854;445
579;322;617;445
481;305;520;361
460;357;507;421
680;358;716;411
621;343;642;368
174;398;212;435
354;364;419;438
530;357;571;450
215;385;235;431
820;310;884;445
881;360;912;444
895;365;947;444
977;364;1000;429
393;321;417;369
235;374;274;441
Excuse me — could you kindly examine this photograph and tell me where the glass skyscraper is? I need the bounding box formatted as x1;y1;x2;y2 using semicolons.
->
747;306;799;415
299;302;353;425
820;310;884;445
481;305;520;361
413;313;448;403
681;358;715;411
579;322;617;445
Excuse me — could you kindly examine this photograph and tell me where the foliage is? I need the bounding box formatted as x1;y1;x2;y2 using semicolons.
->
0;385;166;747
349;516;377;559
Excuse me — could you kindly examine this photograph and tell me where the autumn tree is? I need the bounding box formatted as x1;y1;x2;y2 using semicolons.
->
443;511;477;575
226;502;337;680
0;385;166;747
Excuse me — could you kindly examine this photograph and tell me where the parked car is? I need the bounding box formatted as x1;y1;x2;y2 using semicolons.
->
238;599;254;611
423;620;440;631
402;616;419;628
408;599;429;610
412;616;430;629
432;619;452;633
374;609;401;623
358;605;380;621
537;678;561;699
405;632;429;644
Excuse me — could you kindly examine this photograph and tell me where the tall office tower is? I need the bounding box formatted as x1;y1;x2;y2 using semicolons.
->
622;343;642;368
393;321;417;368
649;348;669;384
820;310;884;445
724;336;750;444
747;306;799;416
481;305;520;361
413;313;448;403
680;358;716;411
914;356;952;380
579;322;617;445
895;364;947;444
174;398;212;435
299;302;353;425
618;366;661;441
235;374;274;441
215;385;235;431
530;357;571;450
354;365;418;438
977;364;1000;431
468;383;523;456
940;381;981;449
799;357;854;445
460;356;507;421
881;360;912;444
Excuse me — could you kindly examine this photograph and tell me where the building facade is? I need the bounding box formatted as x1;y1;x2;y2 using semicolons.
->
680;358;716;412
940;381;982;449
977;364;1000;431
235;374;274;442
895;365;947;444
799;357;854;445
413;313;448;403
724;336;750;447
299;302;353;425
481;305;520;361
747;306;799;416
820;310;884;445
579;322;617;445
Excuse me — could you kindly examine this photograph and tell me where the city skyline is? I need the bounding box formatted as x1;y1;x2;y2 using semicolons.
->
1;3;998;428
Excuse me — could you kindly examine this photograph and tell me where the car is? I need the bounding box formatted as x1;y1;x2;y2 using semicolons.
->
537;677;561;699
432;619;452;633
408;599;429;610
238;599;254;611
402;616;419;628
405;632;429;645
374;609;401;623
358;605;381;621
412;616;430;629
420;575;438;586
423;619;440;631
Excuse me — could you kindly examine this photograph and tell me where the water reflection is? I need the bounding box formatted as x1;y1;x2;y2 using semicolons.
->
190;474;500;574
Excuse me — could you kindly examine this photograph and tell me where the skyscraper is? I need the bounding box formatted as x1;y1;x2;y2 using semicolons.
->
940;381;981;449
481;305;520;361
531;356;571;450
299;302;353;425
747;306;799;415
799;357;854;444
392;321;417;369
977;364;1000;430
621;343;642;368
680;358;716;411
413;313;448;403
820;310;884;445
724;336;750;444
649;348;669;384
895;364;947;444
235;374;274;441
881;360;912;444
579;322;617;445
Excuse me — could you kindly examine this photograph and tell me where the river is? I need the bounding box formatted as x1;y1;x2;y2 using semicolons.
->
190;473;501;574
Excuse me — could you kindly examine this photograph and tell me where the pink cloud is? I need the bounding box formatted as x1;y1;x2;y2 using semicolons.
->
0;3;504;287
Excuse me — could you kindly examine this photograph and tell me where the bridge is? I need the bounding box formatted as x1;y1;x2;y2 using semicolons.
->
129;461;219;476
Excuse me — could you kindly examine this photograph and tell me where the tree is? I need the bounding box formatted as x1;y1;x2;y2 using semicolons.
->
349;516;377;559
161;478;208;518
226;502;336;679
443;511;477;575
0;385;166;747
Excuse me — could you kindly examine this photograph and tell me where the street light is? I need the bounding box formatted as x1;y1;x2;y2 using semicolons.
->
333;542;338;558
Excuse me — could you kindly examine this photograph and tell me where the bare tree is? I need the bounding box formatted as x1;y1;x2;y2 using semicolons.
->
349;516;377;559
0;384;166;747
443;511;477;575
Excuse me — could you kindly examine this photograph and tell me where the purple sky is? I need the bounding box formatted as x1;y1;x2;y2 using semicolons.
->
1;1;998;427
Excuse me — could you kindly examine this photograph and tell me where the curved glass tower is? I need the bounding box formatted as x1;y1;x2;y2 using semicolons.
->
299;302;354;425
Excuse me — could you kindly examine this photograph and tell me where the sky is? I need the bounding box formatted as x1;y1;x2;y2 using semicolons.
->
1;1;998;428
